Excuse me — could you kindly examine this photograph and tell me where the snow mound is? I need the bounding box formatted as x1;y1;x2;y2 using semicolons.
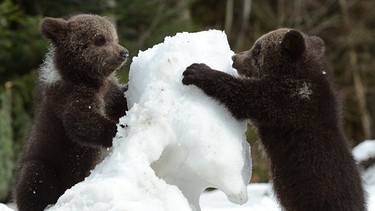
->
47;30;251;211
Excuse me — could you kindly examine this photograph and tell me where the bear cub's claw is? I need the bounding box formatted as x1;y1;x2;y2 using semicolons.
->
182;63;212;85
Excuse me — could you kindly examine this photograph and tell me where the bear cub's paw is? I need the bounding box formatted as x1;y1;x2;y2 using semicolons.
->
182;63;235;98
182;63;213;85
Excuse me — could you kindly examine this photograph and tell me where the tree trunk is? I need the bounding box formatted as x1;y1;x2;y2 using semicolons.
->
339;0;372;139
235;0;252;50
225;0;234;36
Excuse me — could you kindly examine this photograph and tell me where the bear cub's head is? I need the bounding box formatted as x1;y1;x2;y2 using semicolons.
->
232;28;326;79
40;14;128;85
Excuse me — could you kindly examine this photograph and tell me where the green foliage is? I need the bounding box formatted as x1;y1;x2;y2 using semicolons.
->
114;0;196;52
109;0;196;82
16;0;111;16
0;71;34;203
0;84;14;202
0;0;46;84
0;72;34;203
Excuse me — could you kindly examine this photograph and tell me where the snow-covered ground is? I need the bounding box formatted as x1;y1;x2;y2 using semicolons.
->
2;30;374;211
200;183;280;211
0;183;282;211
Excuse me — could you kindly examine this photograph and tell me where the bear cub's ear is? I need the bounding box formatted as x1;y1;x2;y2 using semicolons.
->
281;30;306;58
40;17;68;44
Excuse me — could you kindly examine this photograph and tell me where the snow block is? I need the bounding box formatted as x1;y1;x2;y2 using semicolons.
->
48;30;251;211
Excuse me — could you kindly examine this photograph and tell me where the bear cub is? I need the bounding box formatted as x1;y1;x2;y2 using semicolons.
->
183;28;365;211
14;14;128;211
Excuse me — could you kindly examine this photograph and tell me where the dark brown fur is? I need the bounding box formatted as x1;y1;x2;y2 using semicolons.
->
182;28;366;211
14;14;128;211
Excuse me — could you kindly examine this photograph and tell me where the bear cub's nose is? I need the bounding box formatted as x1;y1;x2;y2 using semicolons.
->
120;49;129;59
231;55;237;62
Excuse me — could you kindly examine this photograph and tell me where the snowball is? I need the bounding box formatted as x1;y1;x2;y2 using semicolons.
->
47;30;251;211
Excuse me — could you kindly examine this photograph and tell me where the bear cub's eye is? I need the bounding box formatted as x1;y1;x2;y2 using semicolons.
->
95;35;106;46
252;44;261;56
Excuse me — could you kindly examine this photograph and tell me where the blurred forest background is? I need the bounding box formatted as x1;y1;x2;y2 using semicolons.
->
0;0;374;203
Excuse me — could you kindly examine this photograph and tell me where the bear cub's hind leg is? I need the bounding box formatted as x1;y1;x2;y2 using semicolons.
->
15;160;63;211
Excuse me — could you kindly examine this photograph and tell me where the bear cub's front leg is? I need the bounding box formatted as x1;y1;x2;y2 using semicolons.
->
183;63;235;98
183;63;247;120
